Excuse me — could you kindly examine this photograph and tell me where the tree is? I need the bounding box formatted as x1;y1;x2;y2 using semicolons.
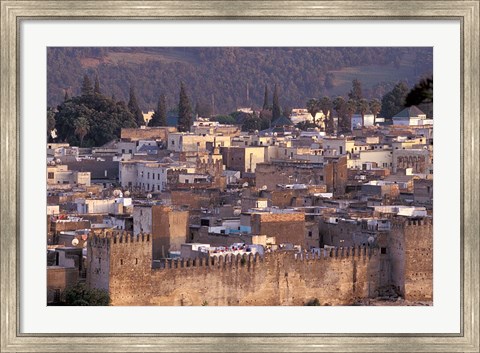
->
128;85;144;126
369;98;382;120
64;90;70;102
178;81;192;132
259;109;272;129
333;96;347;134
380;81;409;119
357;98;370;128
262;84;269;110
81;74;93;96
348;79;363;101
405;76;433;106
94;74;101;94
282;106;292;119
319;96;333;134
306;98;320;125
47;108;56;140
404;76;433;118
54;82;136;147
74;116;90;147
272;84;281;120
345;99;357;132
324;73;335;90
150;94;167;127
64;283;110;306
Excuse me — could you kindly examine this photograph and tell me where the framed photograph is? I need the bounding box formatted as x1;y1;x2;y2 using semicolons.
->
1;1;478;352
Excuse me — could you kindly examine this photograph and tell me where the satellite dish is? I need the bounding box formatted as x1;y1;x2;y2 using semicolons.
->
237;200;242;205
273;132;278;137
242;182;249;188
113;189;121;197
55;158;62;164
124;190;131;197
340;134;345;138
314;127;319;132
261;185;267;190
71;238;79;246
367;236;375;244
233;209;241;216
147;193;152;199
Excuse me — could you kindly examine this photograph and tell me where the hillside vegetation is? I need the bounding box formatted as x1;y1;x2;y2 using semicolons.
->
48;47;432;114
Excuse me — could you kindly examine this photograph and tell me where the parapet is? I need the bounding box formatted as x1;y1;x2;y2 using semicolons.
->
155;246;376;271
89;231;151;247
159;252;262;270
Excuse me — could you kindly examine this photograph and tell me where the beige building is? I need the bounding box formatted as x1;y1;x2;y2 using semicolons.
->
220;146;266;174
167;133;231;153
47;164;91;186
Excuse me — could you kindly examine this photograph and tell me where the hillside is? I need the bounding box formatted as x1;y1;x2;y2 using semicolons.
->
47;47;432;115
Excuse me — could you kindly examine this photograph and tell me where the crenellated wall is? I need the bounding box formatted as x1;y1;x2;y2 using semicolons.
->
88;232;382;306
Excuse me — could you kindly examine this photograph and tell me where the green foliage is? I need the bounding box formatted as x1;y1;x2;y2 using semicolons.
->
357;98;370;127
178;82;192;132
306;98;320;124
295;121;318;131
54;88;137;147
348;78;363;101
94;74;101;94
262;84;269;110
369;98;382;119
380;81;409;119
324;72;335;89
305;298;321;306
48;48;432;115
213;115;236;125
150;94;167;126
405;76;433;105
81;74;93;96
64;283;110;306
47;108;56;140
319;96;334;134
128;85;144;126
272;84;281;120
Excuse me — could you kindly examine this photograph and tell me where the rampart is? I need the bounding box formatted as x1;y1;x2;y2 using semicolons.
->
87;231;383;306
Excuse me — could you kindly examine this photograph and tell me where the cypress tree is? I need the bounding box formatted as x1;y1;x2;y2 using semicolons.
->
178;82;192;132
150;94;167;127
81;74;93;96
64;89;70;102
94;74;101;94
128;85;144;126
272;84;281;120
262;84;269;110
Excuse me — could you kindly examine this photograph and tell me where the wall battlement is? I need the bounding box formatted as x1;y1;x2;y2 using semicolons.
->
89;231;151;246
155;246;376;271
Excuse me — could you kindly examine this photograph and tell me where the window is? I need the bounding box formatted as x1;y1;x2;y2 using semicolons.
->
135;258;138;265
308;231;312;237
147;172;150;179
381;247;387;254
120;259;123;265
152;174;155;180
47;172;54;179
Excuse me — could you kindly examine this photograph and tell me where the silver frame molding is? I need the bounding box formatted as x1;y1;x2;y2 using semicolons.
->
1;1;479;352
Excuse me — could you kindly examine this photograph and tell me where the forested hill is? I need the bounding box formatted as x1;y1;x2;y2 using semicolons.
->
48;47;432;114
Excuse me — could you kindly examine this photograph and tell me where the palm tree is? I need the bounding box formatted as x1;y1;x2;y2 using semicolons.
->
319;96;333;134
357;98;370;128
369;98;382;121
306;98;320;125
74;116;90;147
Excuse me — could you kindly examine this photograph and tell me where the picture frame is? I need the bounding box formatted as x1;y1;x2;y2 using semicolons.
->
1;1;478;352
